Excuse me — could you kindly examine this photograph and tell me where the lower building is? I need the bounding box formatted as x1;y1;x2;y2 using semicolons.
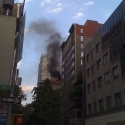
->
84;1;125;124
61;20;102;125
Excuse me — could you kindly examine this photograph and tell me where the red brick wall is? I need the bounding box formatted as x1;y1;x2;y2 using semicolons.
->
76;20;102;37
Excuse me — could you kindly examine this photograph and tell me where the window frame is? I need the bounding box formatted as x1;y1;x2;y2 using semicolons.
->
106;96;112;109
103;53;109;64
93;80;96;91
86;54;90;62
98;76;102;88
113;66;119;79
115;92;122;106
96;43;101;53
88;83;91;94
104;71;110;84
97;59;101;70
87;68;90;77
80;36;83;41
80;28;83;33
99;99;104;111
88;103;92;114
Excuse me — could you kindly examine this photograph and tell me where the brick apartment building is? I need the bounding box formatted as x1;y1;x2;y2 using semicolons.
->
61;20;102;125
84;0;125;125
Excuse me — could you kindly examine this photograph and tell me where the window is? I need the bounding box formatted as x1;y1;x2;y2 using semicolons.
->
87;68;90;77
88;84;91;94
104;71;110;84
81;52;83;57
81;44;83;48
72;45;74;51
93;80;96;91
81;60;82;65
71;53;74;59
80;36;83;41
88;104;92;114
99;99;104;111
106;96;112;109
80;29;83;33
87;54;90;62
71;70;74;77
91;65;95;74
104;53;109;64
97;59;101;70
113;66;119;79
115;92;122;106
71;62;74;67
96;43;100;52
91;49;95;58
98;76;102;88
77;110;82;118
92;66;93;74
94;102;97;112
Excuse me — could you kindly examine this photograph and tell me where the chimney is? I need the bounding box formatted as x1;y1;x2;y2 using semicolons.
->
3;0;14;15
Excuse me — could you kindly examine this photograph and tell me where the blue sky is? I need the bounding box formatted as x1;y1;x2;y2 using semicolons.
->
15;0;122;104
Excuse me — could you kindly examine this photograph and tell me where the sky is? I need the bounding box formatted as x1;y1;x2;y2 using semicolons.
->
14;0;122;105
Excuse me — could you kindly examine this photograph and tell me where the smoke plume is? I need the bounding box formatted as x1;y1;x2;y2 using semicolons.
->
29;18;62;80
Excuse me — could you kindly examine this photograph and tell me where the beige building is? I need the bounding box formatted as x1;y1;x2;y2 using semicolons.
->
61;21;102;125
37;54;61;90
84;1;125;124
38;54;52;82
0;1;25;87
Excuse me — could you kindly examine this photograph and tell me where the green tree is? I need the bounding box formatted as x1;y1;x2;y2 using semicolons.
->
28;79;61;125
12;85;27;114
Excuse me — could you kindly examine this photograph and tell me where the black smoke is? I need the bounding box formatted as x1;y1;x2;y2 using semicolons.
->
47;33;62;80
29;18;62;80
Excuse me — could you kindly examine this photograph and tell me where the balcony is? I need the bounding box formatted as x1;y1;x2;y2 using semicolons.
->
69;85;83;100
69;98;82;110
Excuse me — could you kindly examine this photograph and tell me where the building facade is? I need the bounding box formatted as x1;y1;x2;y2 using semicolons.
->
38;54;61;90
61;21;102;125
85;0;125;125
38;54;52;83
0;1;25;88
0;0;25;120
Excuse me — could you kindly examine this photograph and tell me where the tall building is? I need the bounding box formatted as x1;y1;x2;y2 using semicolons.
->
38;54;62;90
61;21;102;125
0;1;25;88
84;0;125;125
38;54;52;82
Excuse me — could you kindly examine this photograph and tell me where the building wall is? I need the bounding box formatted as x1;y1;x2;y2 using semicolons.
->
85;111;125;125
61;21;102;125
0;15;16;85
84;1;125;124
38;54;51;82
85;28;125;112
0;3;25;87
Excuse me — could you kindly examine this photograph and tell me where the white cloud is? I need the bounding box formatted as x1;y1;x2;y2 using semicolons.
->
48;7;62;13
84;1;94;6
73;12;84;19
105;13;110;20
40;0;53;6
57;3;62;6
22;84;35;91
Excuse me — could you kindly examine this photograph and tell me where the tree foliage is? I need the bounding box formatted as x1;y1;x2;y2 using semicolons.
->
28;79;61;125
69;72;83;99
0;85;27;114
12;85;27;114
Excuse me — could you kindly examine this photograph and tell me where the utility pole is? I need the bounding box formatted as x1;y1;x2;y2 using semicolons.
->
6;62;17;125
